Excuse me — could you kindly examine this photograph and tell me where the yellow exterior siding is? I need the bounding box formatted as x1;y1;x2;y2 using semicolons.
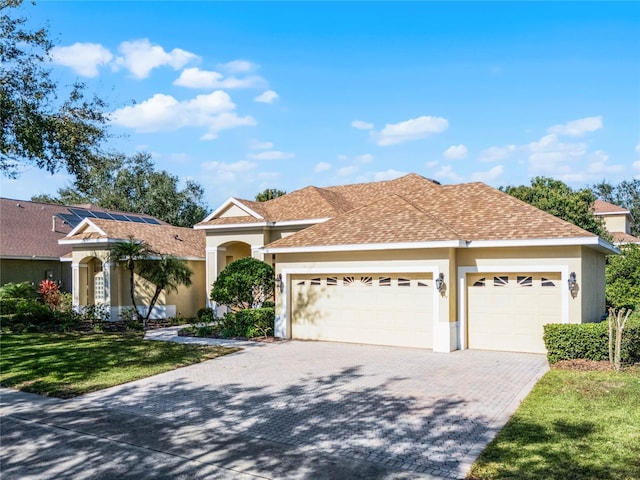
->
218;204;251;217
602;214;630;234
580;246;607;322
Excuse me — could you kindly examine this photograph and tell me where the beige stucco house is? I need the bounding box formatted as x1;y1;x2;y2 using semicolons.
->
593;199;640;245
59;218;206;320
195;173;618;354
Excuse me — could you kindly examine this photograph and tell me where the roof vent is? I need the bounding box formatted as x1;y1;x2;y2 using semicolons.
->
174;234;182;241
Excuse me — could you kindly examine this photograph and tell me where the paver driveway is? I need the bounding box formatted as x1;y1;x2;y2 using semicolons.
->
96;341;546;476
1;340;548;479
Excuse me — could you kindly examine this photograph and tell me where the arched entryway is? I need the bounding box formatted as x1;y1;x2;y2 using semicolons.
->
77;256;108;307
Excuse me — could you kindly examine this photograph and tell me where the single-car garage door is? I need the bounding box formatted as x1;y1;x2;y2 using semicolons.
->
467;272;561;353
291;274;433;349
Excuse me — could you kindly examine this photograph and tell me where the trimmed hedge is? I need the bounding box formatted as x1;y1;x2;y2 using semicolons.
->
543;316;640;364
222;307;274;338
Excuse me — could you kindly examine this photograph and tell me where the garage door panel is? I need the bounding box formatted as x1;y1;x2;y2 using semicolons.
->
467;272;561;354
291;273;433;349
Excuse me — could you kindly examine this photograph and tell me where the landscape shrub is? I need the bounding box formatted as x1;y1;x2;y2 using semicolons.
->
197;307;215;323
544;316;640;364
221;307;275;338
210;257;274;311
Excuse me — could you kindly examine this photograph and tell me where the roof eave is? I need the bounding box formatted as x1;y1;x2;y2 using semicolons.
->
466;237;619;254
200;197;264;223
261;240;466;254
194;218;330;231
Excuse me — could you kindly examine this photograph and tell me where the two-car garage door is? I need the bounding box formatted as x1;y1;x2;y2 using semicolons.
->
291;274;434;349
467;272;561;354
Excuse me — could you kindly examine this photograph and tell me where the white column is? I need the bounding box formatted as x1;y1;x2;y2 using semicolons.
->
103;262;113;320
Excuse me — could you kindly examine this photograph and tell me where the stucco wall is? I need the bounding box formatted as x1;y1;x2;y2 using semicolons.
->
580;246;607;322
166;260;206;318
602;215;630;234
0;259;71;292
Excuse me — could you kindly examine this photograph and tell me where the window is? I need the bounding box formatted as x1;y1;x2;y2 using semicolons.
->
379;276;391;286
326;276;337;286
417;280;429;287
360;276;373;286
472;277;486;287
343;276;355;286
541;277;556;287
493;276;509;287
517;276;533;287
398;278;411;287
310;277;321;286
296;280;306;286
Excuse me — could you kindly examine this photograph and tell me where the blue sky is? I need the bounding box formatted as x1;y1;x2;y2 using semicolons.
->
2;1;639;210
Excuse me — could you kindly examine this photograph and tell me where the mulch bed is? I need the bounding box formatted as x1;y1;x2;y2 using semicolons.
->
552;359;614;371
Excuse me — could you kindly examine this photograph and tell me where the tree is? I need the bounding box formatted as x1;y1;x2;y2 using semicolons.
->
1;0;110;181
605;243;640;310
32;152;209;227
211;257;274;311
107;237;155;322
592;179;640;237
501;177;609;238
255;188;286;202
137;255;193;325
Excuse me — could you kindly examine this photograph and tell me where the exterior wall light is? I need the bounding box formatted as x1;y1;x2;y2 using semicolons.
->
568;272;578;297
275;273;283;293
435;273;445;293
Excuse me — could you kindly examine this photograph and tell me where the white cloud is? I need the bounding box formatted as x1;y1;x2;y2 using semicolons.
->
254;90;279;103
111;91;255;139
434;165;463;183
314;162;332;173
471;165;504;183
337;154;349;161
174;67;263;89
357;153;374;163
351;120;374;130
425;161;439;168
201;160;257;183
249;139;274;150
219;60;257;73
443;144;468;160
115;39;199;79
337;166;359;176
355;169;407;183
248;150;294;160
527;134;587;174
547;116;603;137
479;145;516;162
372;116;449;146
50;42;113;77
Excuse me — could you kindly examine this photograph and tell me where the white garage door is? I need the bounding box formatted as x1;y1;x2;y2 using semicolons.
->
467;273;561;353
291;274;434;349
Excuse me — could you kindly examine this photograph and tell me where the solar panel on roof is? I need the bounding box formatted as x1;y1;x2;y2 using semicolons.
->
126;215;146;223
109;213;129;221
68;208;96;218
58;213;81;228
92;211;113;220
142;217;161;225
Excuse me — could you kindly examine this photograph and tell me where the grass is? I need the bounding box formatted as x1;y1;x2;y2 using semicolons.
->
468;367;640;480
0;332;238;398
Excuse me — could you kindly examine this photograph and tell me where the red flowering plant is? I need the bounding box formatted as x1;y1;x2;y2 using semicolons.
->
39;279;61;309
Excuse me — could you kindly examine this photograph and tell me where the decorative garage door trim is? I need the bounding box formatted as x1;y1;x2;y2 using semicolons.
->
457;265;570;351
276;266;442;347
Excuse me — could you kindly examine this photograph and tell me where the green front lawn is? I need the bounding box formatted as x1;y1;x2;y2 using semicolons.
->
0;332;238;398
469;367;640;480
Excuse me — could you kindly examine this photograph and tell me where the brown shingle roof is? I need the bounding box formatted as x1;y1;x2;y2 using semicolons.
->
64;219;205;258
265;178;596;249
195;173;440;227
1;198;73;259
611;232;640;244
0;198;169;259
593;199;629;215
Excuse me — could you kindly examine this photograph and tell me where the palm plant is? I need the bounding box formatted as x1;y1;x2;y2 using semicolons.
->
107;237;155;322
137;255;193;326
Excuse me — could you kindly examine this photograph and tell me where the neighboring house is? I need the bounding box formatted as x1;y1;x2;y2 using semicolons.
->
0;198;163;290
593;199;640;245
59;218;206;320
196;173;618;354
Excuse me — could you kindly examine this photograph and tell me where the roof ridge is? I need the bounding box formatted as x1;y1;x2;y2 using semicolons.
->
399;190;464;238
